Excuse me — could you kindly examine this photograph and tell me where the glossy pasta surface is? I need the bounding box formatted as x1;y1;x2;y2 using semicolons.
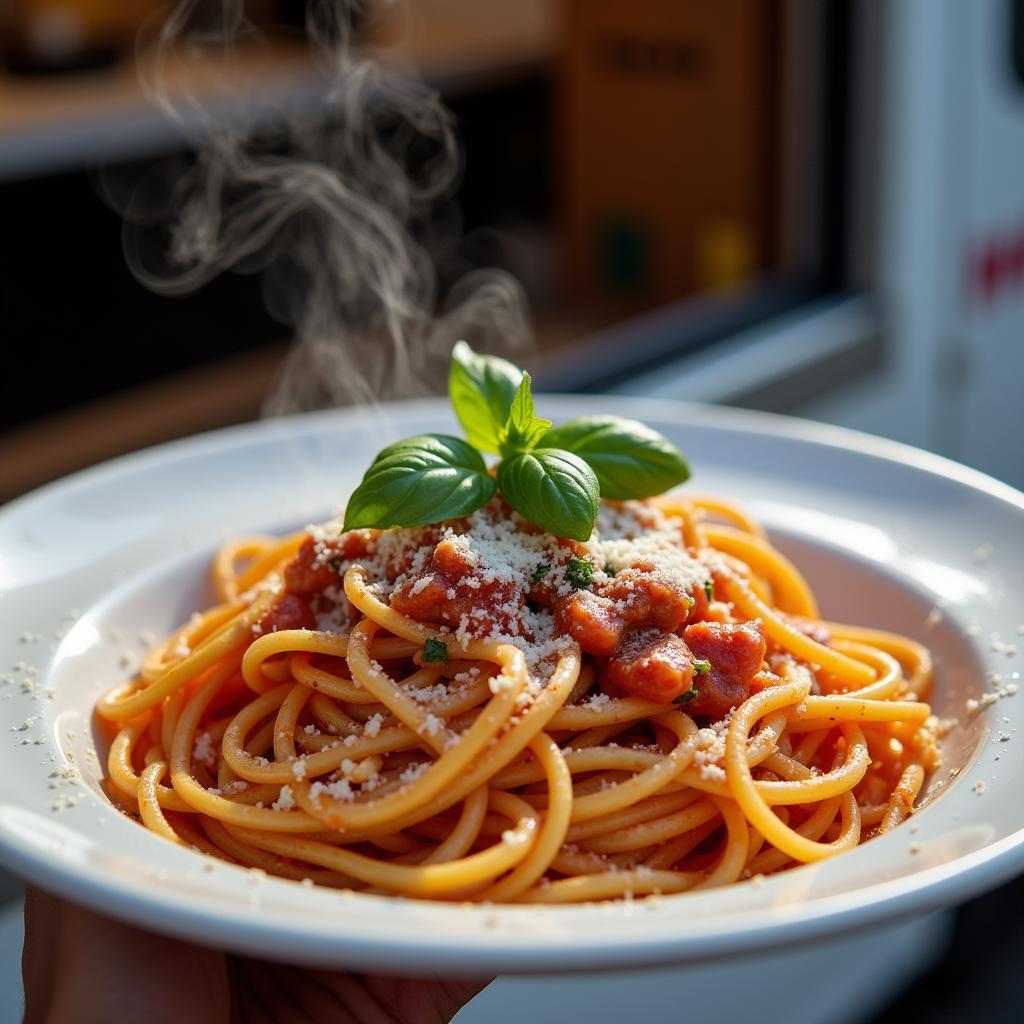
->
96;496;940;903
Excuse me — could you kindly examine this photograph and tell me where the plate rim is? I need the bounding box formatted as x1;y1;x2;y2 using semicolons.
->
7;395;1024;520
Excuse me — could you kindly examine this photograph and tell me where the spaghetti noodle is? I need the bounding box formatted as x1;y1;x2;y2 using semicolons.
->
95;495;940;903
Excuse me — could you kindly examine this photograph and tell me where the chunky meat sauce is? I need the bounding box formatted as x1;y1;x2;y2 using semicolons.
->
259;593;317;634
389;538;522;635
554;562;693;656
264;532;372;634
283;540;333;595
680;620;767;719
276;524;773;720
606;629;696;704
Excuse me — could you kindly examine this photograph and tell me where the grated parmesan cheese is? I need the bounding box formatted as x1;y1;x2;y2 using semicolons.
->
421;713;444;737
192;732;216;769
399;761;430;786
272;785;296;811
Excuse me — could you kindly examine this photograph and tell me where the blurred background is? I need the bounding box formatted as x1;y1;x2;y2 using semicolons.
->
1;0;1023;1020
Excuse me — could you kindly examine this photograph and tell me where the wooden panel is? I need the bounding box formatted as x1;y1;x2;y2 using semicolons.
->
560;0;780;317
0;344;286;503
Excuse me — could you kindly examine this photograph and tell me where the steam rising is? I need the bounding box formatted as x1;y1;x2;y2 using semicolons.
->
111;0;531;413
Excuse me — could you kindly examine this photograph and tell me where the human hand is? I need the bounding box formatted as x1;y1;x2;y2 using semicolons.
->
23;887;489;1023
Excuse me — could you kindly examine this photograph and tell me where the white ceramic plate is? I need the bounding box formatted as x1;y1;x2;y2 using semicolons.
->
1;397;1022;975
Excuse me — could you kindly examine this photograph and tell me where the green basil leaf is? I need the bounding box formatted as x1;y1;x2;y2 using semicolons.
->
499;372;552;456
422;638;448;664
448;340;523;454
344;434;495;530
496;448;600;542
538;415;690;500
370;433;473;466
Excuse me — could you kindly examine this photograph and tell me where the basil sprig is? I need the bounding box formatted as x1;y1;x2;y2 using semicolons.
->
343;434;495;531
539;415;690;500
499;372;551;457
497;449;600;542
448;340;522;453
344;342;691;539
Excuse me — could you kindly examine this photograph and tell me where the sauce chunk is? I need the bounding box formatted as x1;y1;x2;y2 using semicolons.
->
259;593;317;633
682;620;767;719
554;564;695;657
390;537;522;634
606;629;696;703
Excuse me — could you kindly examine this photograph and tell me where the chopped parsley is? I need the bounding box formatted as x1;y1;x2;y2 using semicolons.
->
674;685;699;704
531;563;551;584
703;579;714;601
604;563;616;576
565;556;594;590
422;638;448;664
692;658;711;675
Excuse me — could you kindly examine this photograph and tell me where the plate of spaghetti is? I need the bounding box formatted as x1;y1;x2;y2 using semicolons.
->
1;349;1022;973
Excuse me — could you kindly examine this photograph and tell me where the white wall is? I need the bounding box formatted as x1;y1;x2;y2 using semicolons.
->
798;0;1024;490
